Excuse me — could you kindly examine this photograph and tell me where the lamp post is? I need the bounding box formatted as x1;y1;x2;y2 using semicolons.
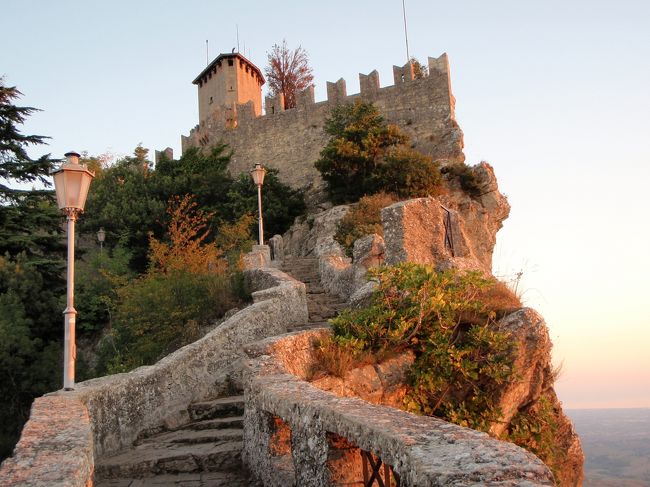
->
97;227;106;255
52;151;95;391
250;163;266;245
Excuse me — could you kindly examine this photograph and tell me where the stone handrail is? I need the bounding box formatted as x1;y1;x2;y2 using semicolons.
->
0;267;307;486
242;330;555;486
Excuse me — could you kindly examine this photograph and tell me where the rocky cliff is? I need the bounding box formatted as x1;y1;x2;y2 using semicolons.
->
280;163;584;486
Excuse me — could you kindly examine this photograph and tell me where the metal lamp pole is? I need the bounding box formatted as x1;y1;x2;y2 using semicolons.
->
52;152;95;390
250;163;266;245
97;227;106;256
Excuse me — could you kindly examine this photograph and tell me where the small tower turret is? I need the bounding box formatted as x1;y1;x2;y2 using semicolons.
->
192;52;265;127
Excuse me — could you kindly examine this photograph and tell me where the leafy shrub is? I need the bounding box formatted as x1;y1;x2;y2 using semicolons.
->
334;193;397;256
379;147;443;199
75;244;133;335
315;100;443;203
441;162;483;198
98;195;245;374
507;392;566;480
330;263;516;432
105;270;238;373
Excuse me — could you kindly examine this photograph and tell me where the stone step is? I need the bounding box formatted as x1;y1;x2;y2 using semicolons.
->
96;440;243;479
285;272;319;280
183;416;243;431
188;396;244;422
308;305;347;314
96;471;258;486
136;427;243;447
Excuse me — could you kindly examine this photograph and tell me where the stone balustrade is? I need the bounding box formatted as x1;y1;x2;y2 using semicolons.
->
0;267;307;486
242;330;555;487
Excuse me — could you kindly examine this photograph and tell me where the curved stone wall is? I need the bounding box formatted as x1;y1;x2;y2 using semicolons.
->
0;267;307;487
242;330;555;487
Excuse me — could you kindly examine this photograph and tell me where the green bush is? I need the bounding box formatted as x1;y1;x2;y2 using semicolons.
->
334;193;396;256
441;162;483;198
96;195;248;375
330;263;516;431
315;101;443;203
507;392;566;480
379;147;443;198
104;270;240;373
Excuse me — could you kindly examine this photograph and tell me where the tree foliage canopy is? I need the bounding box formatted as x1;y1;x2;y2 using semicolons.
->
315;100;443;204
331;263;516;431
0;81;64;461
0;81;54;202
264;40;314;110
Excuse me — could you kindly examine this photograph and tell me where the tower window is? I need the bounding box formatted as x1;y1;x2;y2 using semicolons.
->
228;59;234;66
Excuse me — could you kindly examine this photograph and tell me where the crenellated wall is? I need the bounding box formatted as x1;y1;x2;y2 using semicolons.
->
182;54;465;189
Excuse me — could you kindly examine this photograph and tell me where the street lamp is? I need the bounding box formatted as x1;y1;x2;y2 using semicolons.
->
52;151;95;390
97;227;106;255
250;163;266;245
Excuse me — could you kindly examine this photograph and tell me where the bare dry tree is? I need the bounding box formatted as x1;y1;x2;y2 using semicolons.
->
265;40;314;110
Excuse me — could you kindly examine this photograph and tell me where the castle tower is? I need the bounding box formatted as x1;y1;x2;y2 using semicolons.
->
192;52;265;127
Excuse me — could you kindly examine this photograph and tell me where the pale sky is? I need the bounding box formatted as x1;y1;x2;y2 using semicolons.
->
3;0;649;409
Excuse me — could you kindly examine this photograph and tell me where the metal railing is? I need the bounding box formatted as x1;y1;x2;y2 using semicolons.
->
361;449;400;487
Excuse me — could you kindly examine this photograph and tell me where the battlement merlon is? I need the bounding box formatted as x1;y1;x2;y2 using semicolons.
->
428;53;455;118
359;70;380;98
265;93;285;114
296;85;315;108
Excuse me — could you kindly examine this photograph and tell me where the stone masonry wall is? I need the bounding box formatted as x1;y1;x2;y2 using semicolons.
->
0;267;308;487
182;54;465;189
242;330;555;486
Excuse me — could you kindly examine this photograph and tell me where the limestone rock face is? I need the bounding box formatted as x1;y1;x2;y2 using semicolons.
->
493;308;584;487
381;163;510;274
283;205;350;258
311;351;415;408
280;163;583;485
491;308;554;436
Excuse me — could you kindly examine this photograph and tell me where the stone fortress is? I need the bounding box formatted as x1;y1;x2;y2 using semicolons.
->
180;51;465;189
1;52;584;486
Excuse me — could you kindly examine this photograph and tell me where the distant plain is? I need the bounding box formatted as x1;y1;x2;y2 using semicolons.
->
567;408;650;486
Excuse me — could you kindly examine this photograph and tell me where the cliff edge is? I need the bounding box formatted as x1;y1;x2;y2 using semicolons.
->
281;162;584;486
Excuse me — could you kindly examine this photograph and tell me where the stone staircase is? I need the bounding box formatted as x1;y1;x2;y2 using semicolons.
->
94;258;343;486
281;256;348;332
95;395;259;487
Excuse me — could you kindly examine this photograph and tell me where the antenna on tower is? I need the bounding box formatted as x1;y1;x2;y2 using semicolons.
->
206;39;209;66
236;24;240;53
402;0;411;63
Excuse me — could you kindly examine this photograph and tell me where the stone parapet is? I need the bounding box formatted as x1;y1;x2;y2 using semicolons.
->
0;267;308;486
242;330;555;486
0;397;93;487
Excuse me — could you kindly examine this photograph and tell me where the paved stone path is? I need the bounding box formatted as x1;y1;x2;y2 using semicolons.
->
281;256;348;332
94;257;346;486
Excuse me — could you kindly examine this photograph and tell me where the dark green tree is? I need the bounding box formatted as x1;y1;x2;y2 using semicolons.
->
82;147;166;272
0;80;64;461
225;168;305;238
315;100;442;203
0;82;54;202
155;145;234;223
